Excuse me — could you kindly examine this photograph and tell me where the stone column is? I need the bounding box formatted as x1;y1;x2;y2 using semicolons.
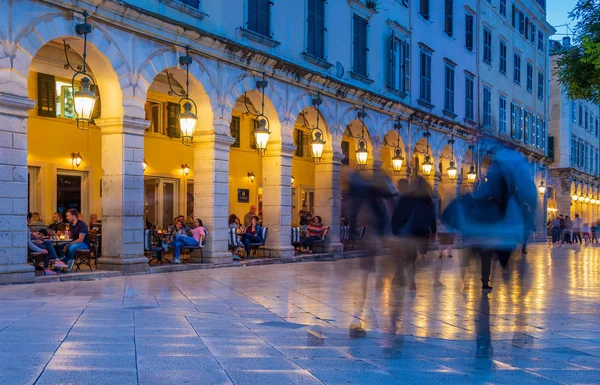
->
0;94;36;284
191;132;234;265
315;152;344;254
97;117;149;274
261;142;295;259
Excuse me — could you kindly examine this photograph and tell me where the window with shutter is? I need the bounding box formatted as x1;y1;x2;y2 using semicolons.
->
248;0;270;37
444;0;453;36
353;15;368;76
388;30;396;89
294;129;305;157
251;119;258;149
167;102;181;138
178;0;199;8
37;73;57;118
307;0;325;59
419;50;431;103
90;84;101;121
548;136;554;161
341;140;350;165
465;14;473;51
230;116;241;148
420;0;429;20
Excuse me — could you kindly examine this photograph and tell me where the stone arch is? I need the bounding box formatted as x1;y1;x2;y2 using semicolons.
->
220;72;288;144
137;49;216;134
289;92;335;154
13;13;126;118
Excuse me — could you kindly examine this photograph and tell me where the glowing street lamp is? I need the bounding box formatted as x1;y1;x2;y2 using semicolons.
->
71;152;83;168
392;148;404;174
181;163;190;176
467;165;477;184
447;160;458;181
538;180;546;195
165;47;198;146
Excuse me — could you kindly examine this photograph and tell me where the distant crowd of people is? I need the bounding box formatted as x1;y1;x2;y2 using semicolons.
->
549;213;599;245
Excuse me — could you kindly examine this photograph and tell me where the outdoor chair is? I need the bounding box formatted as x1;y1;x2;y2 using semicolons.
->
291;227;302;255
74;248;93;272
311;226;330;252
145;229;168;265
182;230;208;263
340;225;350;249
250;227;269;257
28;250;46;275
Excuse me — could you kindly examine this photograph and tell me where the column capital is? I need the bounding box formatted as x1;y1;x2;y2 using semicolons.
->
192;133;236;149
0;94;36;117
97;116;150;136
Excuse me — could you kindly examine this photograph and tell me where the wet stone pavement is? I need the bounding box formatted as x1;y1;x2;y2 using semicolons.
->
1;244;600;384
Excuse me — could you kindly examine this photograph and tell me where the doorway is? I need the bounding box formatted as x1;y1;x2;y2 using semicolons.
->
56;170;88;217
144;177;178;229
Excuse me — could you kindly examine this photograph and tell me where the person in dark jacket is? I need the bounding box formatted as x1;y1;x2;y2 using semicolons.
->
392;176;437;290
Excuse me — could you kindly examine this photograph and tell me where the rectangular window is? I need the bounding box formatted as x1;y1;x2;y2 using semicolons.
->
389;34;410;94
341;140;350;165
144;100;164;135
56;174;82;215
526;63;533;92
535;115;540;147
572;101;577;122
525;17;530;40
548;136;555;161
483;86;491;128
537;30;544;52
247;0;271;37
230;116;241;148
519;10;525;34
166;102;181;138
510;102;517;138
591;114;595;136
483;28;492;64
596;117;599;138
178;0;199;8
579;105;583;126
444;64;455;113
523;110;529;143
465;14;474;51
571;136;576;165
519;106;524;141
585;109;589;130
465;75;474;120
419;50;432;103
531;23;536;44
352;14;368;76
294;129;306;157
537;71;544;100
499;95;507;133
499;40;507;74
420;0;430;20
307;0;326;59
513;53;521;84
500;0;506;16
585;143;589;170
511;4;517;28
541;118;546;150
444;0;453;36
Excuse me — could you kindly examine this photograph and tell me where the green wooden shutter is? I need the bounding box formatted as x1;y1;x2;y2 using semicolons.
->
167;102;180;138
230;116;240;148
248;0;258;32
37;73;56;118
250;119;258;149
90;84;101;121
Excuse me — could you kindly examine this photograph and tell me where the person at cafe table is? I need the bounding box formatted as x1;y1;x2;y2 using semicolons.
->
47;212;65;233
169;218;206;264
27;212;68;274
58;208;90;271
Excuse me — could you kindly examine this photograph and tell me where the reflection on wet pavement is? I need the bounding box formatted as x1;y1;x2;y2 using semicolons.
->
1;244;600;384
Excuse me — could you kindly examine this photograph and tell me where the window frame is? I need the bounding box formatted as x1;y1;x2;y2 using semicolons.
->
444;63;455;113
465;75;474;121
465;13;474;52
306;0;327;60
526;62;533;93
352;13;369;77
499;40;507;74
499;95;507;133
513;53;521;85
419;49;432;104
483;27;492;64
444;0;454;37
537;71;544;100
483;86;492;128
246;0;272;37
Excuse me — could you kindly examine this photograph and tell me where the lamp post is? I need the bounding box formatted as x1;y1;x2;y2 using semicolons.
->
355;106;369;169
447;135;458;181
165;47;197;146
310;93;326;163
62;11;97;130
421;128;433;177
243;73;271;155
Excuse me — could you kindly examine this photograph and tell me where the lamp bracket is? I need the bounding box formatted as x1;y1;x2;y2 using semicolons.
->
75;11;91;36
311;93;322;108
256;72;268;90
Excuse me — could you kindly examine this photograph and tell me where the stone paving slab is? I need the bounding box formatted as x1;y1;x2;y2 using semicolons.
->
1;244;600;384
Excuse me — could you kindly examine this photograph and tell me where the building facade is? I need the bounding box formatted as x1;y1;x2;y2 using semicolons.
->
548;38;600;225
0;0;553;284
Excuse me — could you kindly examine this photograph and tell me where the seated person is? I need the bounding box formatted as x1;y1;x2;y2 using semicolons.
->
47;212;66;233
228;214;243;261
171;220;187;238
302;215;327;252
29;212;45;232
27;213;67;274
169;218;206;264
58;208;90;272
241;216;263;257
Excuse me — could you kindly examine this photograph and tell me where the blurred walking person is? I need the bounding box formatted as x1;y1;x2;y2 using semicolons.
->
550;215;562;244
572;214;583;244
392;176;437;290
563;215;573;244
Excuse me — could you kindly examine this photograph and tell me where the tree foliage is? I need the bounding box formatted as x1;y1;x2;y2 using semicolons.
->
554;0;600;103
